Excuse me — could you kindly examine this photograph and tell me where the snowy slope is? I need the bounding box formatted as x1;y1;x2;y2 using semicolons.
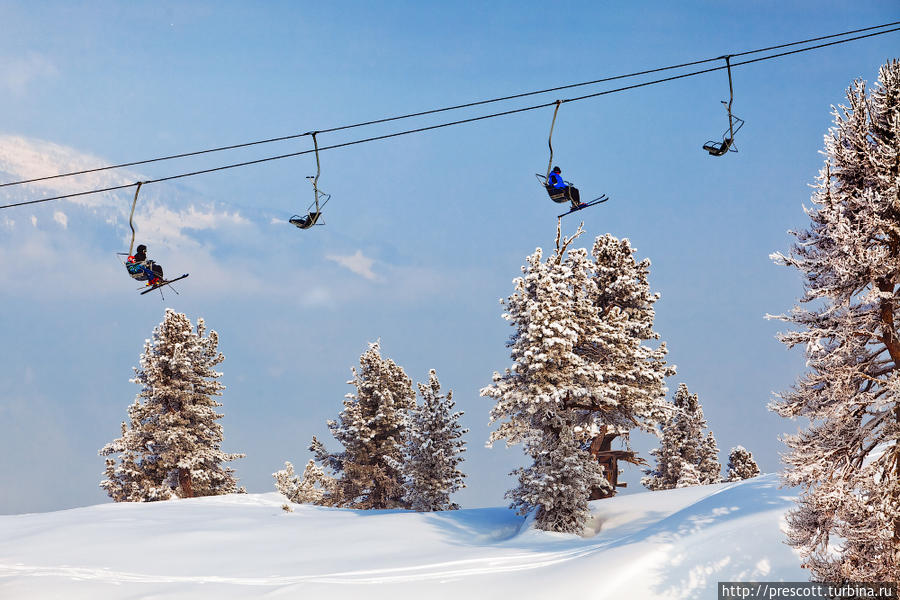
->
0;474;805;599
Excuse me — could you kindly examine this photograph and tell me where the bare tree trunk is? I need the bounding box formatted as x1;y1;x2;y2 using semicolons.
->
178;468;194;498
894;402;900;568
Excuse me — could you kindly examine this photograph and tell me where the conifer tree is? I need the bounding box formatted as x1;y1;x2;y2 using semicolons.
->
403;370;468;512
100;309;244;501
310;342;415;509
643;383;721;490
698;432;723;485
273;460;336;505
725;446;760;482
676;462;701;489
483;223;673;532
769;60;900;580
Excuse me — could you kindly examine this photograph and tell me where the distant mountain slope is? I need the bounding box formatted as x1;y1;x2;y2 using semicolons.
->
0;474;805;599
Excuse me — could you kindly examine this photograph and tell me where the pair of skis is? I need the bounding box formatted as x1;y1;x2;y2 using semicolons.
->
557;194;609;219
140;274;189;296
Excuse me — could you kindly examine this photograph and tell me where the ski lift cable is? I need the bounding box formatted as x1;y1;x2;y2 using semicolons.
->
2;24;899;211
1;20;898;191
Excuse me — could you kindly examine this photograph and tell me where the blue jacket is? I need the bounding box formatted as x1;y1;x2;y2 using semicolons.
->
548;172;566;188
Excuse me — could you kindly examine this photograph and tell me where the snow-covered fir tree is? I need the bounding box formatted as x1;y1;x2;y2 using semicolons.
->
483;223;673;533
273;460;336;505
642;383;721;490
403;369;468;512
698;432;723;485
100;309;244;501
310;341;415;509
725;446;760;482
676;462;701;489
769;60;900;581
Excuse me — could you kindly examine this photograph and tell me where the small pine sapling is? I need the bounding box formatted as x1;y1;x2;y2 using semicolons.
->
725;446;760;482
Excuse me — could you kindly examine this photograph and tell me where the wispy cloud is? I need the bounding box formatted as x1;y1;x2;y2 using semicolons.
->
0;135;137;204
326;250;378;281
135;201;250;246
53;211;67;228
1;53;57;96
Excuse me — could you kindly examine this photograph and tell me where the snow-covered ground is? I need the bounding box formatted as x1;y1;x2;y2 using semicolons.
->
0;474;805;599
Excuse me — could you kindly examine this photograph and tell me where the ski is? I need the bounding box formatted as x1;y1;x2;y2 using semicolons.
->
557;195;609;218
140;274;189;295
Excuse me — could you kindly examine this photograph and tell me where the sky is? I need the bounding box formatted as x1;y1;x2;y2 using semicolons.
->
1;1;899;515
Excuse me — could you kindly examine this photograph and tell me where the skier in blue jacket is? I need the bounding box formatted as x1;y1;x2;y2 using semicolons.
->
126;244;164;285
548;166;582;208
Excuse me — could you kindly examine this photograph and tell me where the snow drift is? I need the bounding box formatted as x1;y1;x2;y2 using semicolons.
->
0;474;805;599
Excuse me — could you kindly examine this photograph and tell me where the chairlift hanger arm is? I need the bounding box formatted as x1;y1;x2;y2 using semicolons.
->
309;131;321;190
127;182;143;256
723;55;737;138
546;100;562;178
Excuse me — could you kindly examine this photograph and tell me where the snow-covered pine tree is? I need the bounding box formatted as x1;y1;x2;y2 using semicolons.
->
769;60;900;580
725;446;760;482
310;341;415;509
403;369;468;511
273;460;336;505
100;309;244;501
676;462;701;489
642;383;720;490
698;431;723;485
483;223;673;533
584;233;673;439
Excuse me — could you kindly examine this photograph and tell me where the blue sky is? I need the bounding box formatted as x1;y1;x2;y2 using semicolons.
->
1;1;898;514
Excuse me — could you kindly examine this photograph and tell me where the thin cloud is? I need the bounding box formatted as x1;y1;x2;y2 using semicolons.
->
53;211;67;229
1;53;57;96
326;250;378;281
0;135;137;204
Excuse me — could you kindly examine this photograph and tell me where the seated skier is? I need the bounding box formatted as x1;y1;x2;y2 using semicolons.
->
126;244;164;285
548;166;582;209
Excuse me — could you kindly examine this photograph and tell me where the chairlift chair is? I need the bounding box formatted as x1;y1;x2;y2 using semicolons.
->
535;173;572;204
702;55;745;157
537;100;572;203
290;131;330;229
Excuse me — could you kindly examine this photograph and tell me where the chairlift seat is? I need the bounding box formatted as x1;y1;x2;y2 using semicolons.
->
536;174;571;204
703;138;733;156
545;185;571;204
290;211;321;229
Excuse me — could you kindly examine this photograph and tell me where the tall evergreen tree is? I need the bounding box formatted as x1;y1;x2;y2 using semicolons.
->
769;60;900;580
725;446;760;482
483;223;673;532
310;342;415;509
100;309;244;501
643;383;721;490
403;369;468;512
